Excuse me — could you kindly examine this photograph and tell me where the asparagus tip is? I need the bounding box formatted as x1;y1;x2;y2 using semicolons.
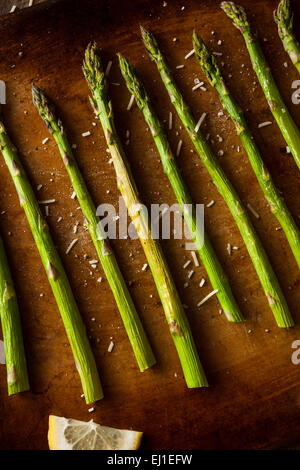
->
140;25;159;59
118;54;145;107
140;24;148;37
83;41;105;93
32;83;57;132
220;1;249;32
193;32;220;86
274;0;293;33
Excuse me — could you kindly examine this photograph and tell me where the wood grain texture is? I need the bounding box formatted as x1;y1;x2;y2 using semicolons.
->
0;0;300;450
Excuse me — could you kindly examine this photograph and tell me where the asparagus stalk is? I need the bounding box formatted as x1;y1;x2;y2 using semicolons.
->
0;233;29;395
221;2;300;171
118;53;244;323
274;0;300;74
141;26;294;329
32;84;155;374
83;42;208;388
0;108;103;404
193;32;300;270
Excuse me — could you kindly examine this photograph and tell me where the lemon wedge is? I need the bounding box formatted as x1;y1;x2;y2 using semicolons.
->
48;415;143;450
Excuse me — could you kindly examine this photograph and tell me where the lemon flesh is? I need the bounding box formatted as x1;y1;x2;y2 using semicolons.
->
48;415;143;450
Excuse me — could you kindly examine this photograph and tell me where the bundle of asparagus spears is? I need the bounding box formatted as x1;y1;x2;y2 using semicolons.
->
0;0;299;402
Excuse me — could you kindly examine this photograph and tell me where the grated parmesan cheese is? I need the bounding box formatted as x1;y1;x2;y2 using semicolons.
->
247;203;260;219
258;121;272;128
191;251;199;267
105;60;113;76
169;112;173;130
197;289;219;307
65;238;78;254
195;112;206;132
127;94;135;111
206;200;215;208
185;49;195;60
183;260;191;269
176;139;183;157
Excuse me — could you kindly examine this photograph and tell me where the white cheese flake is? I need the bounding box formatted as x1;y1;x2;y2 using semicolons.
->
169;112;173;130
197;289;219;307
176;139;183;157
105;60;113;76
191;251;199;267
206;200;215;208
183;260;191;269
185;49;195;60
247;203;260;219
65;238;78;254
38;199;56;204
195;112;206;132
127;94;135;111
258;121;272;128
192;82;204;91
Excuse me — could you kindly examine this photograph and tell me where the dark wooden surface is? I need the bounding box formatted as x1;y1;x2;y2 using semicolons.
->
0;0;300;450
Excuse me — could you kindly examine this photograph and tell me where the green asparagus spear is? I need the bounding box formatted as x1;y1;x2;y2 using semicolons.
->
141;26;294;329
193;32;300;270
221;1;300;171
0;107;103;404
118;53;243;323
0;233;29;395
274;0;300;74
83;42;208;388
32;84;155;374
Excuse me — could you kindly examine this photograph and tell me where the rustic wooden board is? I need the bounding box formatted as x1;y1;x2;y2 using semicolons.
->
0;0;300;450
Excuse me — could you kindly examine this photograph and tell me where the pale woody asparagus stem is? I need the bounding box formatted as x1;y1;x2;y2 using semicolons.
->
193;32;300;270
83;42;208;388
221;1;300;171
0;110;103;404
0;234;29;395
118;53;244;323
32;84;155;374
141;26;294;328
274;0;300;74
